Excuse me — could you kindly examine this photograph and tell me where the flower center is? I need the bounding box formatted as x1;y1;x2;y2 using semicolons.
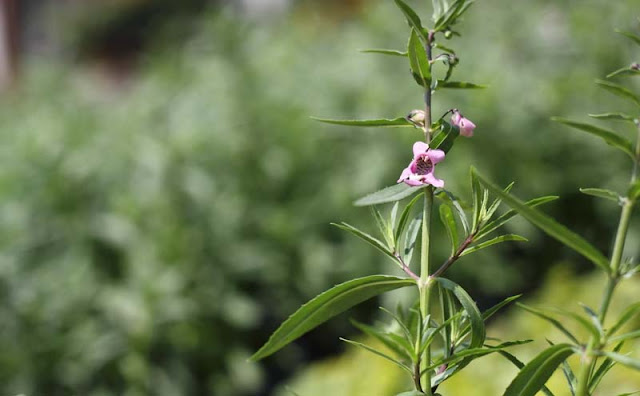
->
415;156;433;175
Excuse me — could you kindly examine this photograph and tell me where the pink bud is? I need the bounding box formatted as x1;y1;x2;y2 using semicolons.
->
451;110;476;137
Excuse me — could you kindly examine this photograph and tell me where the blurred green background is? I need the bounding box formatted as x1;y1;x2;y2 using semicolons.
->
0;0;638;395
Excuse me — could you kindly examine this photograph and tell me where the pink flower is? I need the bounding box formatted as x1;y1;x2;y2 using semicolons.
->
397;142;445;188
451;110;476;137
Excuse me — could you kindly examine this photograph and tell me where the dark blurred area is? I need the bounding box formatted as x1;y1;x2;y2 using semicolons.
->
0;0;638;395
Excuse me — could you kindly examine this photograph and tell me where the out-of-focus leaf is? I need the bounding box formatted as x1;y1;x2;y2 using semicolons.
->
502;344;575;396
589;342;625;393
360;49;408;57
477;173;611;273
615;29;640;45
440;204;459;255
596;351;640;370
434;42;456;54
350;319;413;362
372;208;394;249
435;80;487;89
404;216;423;265
332;222;395;261
607;67;640;78
436;278;485;348
311;116;413;127
609;302;640;335
588;112;636;122
355;184;423;207
394;0;428;43
609;330;640;343
460;234;527;257
396;391;426;396
250;275;416;361
408;29;431;87
580;188;621;203
516;303;579;344
628;181;640;201
340;337;413;374
552;117;635;159
595;79;640;107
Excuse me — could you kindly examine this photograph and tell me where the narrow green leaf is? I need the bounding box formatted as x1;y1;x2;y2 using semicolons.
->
394;0;428;43
250;275;416;361
341;338;414;374
395;192;424;245
350;319;413;362
408;29;431;87
440;204;459;255
595;79;640;107
609;302;640;335
560;358;577;396
477;173;611;273
372;208;394;249
485;182;515;221
588;112;636;122
516;303;579;344
437;189;469;234
461;234;527;257
434;42;456;54
430;121;460;154
471;168;483;231
502;344;575;396
589;342;624;393
311;116;413;128
355;183;423;207
616;391;640;396
391;202;400;230
396;391;426;396
482;295;522;320
550;308;601;341
332;222;395;261
616;29;640;46
434;0;468;31
436;278;485;348
435;80;487;89
629;181;640;202
579;303;604;336
607;67;640;79
360;48;408;57
497;351;555;396
596;351;640;370
609;330;640;343
380;306;414;344
403;216;422;265
552;117;635;159
476;195;558;241
580;188;621;203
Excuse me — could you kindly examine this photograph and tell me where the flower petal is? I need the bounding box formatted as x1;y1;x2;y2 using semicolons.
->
427;149;445;164
412;141;430;158
397;167;412;183
424;173;444;188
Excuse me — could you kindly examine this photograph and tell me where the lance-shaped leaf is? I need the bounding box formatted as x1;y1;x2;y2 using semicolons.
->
435;80;487;89
440;204;459;255
360;49;408;57
616;29;640;46
609;330;640;344
595;350;640;370
552;117;635;159
580;188;621;203
431;121;460;154
588;112;636;122
355;183;423;207
477;173;611;273
516;303;579;344
250;275;416;361
341;337;414;374
332;222;395;261
436;278;485;348
595;79;640;107
408;29;431;87
396;391;426;396
609;302;640;335
394;0;428;43
476;195;558;241
607;67;640;79
395;192;424;244
502;344;575;396
311;116;413;128
629;181;640;202
404;216;422;265
350;319;414;362
497;351;555;396
460;234;528;257
589;342;625;393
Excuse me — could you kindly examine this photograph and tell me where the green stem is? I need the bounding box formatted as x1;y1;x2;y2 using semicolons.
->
419;189;434;395
575;123;639;396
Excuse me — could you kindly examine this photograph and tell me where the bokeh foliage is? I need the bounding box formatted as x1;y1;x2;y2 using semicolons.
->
0;0;638;395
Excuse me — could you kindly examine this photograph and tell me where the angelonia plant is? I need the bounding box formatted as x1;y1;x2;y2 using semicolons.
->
250;2;640;395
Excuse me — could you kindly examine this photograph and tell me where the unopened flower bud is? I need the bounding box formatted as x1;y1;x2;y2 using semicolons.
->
451;109;476;137
444;30;453;39
406;109;426;127
631;62;640;71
